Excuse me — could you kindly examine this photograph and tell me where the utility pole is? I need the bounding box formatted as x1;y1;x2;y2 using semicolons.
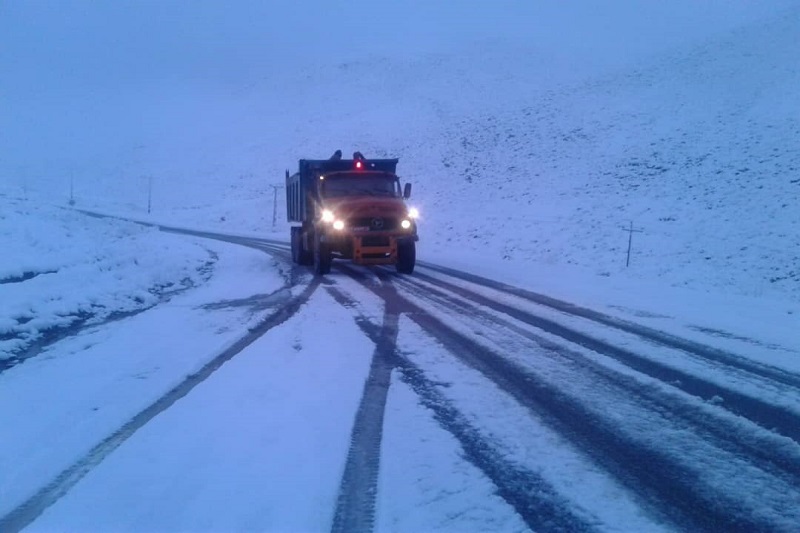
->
621;221;643;267
147;176;153;214
269;184;282;229
69;176;75;206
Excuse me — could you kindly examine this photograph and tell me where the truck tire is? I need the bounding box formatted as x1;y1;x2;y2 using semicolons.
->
314;234;332;275
299;246;313;266
396;241;416;274
298;227;314;266
290;227;301;264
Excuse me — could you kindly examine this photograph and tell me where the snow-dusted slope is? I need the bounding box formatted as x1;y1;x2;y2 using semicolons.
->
417;11;800;302
1;1;798;304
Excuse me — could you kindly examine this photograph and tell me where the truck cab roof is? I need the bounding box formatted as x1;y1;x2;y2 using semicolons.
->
298;158;398;175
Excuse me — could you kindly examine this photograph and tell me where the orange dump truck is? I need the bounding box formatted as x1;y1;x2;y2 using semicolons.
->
285;150;419;275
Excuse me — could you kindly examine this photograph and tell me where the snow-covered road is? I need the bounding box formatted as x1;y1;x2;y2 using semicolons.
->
3;223;799;532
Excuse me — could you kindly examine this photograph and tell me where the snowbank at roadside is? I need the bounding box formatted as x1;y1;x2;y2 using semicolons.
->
0;196;216;362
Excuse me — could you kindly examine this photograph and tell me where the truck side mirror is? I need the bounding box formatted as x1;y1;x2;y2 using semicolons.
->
403;183;412;199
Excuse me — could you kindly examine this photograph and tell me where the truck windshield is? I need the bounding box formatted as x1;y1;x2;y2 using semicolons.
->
321;173;401;198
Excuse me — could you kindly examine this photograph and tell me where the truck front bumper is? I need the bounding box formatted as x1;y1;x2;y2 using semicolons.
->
320;232;415;265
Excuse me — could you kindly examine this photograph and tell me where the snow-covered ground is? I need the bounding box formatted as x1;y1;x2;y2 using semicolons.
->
1;1;799;530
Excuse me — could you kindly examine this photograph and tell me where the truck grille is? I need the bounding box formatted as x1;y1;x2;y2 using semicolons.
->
349;217;399;231
361;235;390;247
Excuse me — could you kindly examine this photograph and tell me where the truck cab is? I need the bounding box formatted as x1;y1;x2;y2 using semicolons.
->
286;151;418;275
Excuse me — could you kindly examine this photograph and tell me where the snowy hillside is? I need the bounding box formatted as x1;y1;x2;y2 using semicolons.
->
420;12;800;302
1;1;799;305
0;199;216;363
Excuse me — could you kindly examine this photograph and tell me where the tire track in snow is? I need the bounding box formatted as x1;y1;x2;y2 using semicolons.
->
329;268;601;533
417;263;800;390
329;272;405;533
393;358;600;533
392;280;800;532
0;278;321;533
396;276;800;492
406;270;800;444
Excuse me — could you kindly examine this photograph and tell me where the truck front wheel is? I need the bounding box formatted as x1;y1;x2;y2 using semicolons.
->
314;234;332;275
298;227;314;265
396;241;416;274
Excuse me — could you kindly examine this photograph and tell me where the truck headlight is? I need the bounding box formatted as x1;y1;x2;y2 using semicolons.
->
321;209;335;223
401;219;412;230
333;220;345;231
408;207;419;219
